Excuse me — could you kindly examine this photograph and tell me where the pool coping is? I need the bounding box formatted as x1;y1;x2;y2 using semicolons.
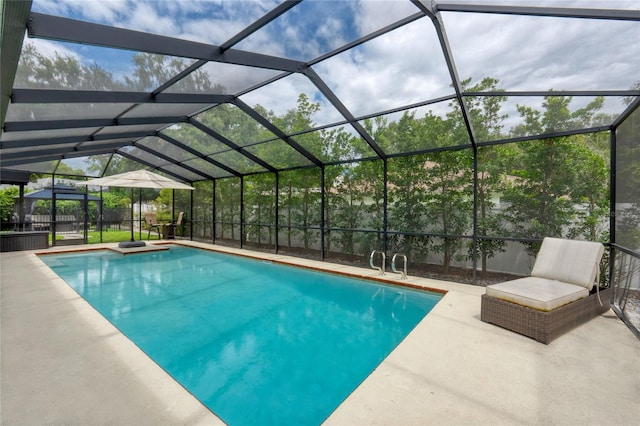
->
36;242;448;424
3;241;639;425
165;241;450;295
35;241;457;297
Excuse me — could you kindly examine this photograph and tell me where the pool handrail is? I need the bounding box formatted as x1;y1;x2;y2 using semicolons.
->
391;253;408;280
370;250;386;276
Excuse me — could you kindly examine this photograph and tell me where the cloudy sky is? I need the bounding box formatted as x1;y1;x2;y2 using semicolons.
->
25;0;640;135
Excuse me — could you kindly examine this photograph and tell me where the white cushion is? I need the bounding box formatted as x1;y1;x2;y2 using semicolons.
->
486;277;589;312
531;237;604;290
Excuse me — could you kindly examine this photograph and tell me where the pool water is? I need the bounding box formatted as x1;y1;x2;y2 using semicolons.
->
41;246;441;425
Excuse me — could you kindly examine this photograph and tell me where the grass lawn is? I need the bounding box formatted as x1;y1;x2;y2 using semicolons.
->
87;230;149;243
44;229;163;244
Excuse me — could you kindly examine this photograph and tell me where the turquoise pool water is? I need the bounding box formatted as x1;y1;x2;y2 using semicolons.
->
41;246;441;425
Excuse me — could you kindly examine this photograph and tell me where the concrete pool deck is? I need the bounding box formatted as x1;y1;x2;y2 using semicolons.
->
1;241;638;425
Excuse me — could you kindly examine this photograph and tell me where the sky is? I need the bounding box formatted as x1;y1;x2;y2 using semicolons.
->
23;0;640;135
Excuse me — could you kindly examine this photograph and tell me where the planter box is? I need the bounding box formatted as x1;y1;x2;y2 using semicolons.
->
0;232;49;252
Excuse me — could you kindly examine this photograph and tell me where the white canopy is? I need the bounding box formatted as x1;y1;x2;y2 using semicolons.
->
77;170;192;246
77;170;194;190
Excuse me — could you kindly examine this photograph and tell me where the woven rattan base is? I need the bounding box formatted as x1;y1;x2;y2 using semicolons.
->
481;287;611;344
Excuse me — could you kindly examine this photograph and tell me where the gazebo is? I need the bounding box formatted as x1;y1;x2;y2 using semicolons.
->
18;184;100;244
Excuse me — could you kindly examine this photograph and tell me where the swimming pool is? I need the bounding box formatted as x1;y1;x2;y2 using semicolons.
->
40;246;442;425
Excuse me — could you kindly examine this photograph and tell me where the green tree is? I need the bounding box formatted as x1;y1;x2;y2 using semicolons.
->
451;77;510;276
504;95;610;255
0;187;20;226
566;140;610;242
244;174;276;246
100;191;130;209
278;168;321;251
322;127;378;255
15;43;127;90
387;154;430;259
422;150;474;274
215;178;241;242
325;161;379;256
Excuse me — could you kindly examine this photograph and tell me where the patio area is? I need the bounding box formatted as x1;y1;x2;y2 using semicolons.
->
1;241;638;425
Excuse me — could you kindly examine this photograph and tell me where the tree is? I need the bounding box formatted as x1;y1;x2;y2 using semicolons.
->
15;43;127;90
0;187;20;226
449;77;510;276
325;161;379;256
503;94;610;255
278;168;321;251
243;173;276;246
565;140;609;242
422;150;474;274
387;154;431;259
215;178;241;241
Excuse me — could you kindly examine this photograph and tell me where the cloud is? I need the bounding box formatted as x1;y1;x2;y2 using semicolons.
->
27;38;81;61
238;72;345;128
442;10;639;92
312;16;455;118
32;0;279;45
170;61;282;95
355;0;421;34
32;0;127;25
232;0;420;61
27;0;639;127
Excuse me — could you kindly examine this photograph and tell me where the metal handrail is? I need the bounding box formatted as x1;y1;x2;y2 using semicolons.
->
391;253;408;280
369;250;385;276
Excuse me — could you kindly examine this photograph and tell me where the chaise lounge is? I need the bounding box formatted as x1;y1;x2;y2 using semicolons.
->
481;237;611;344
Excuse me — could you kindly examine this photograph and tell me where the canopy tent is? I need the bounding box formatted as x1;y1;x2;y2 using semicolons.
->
16;184;99;212
20;185;101;223
23;187;101;201
10;184;100;235
77;170;193;247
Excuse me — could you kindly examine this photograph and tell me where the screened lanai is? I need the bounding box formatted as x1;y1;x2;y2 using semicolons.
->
1;0;639;335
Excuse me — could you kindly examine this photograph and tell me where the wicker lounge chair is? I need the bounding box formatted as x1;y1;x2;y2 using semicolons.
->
481;237;611;344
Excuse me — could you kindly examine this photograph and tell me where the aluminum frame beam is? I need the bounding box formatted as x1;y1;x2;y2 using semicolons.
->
1;141;128;163
308;12;425;67
1;130;154;150
157;133;241;178
131;143;216;181
116;150;193;183
612;96;640;129
411;0;478;148
475;125;613;148
435;3;640;21
28;13;306;73
232;99;324;167
1;0;32;130
11;88;231;104
463;90;640;97
302;67;386;159
219;0;303;52
4;116;189;132
188;118;278;173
